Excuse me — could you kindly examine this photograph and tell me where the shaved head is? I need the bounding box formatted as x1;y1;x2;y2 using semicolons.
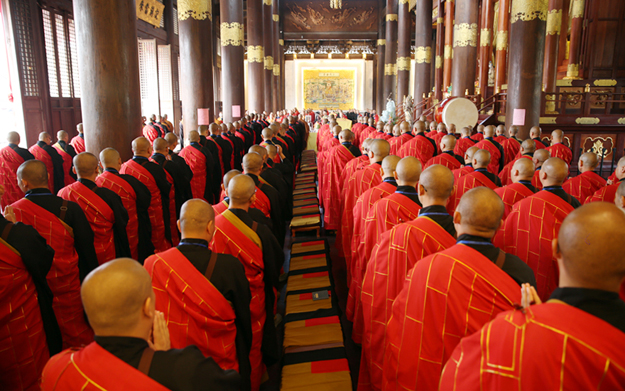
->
579;152;598;172
370;139;390;162
419;164;454;200
361;138;372;152
382;155;401;178
509;126;518;137
77;123;83;134
179;199;215;233
81;258;153;333
243;152;263;174
7;131;19;144
511;158;535;181
100;148;121;170
530;126;542;138
39;132;51;144
265;144;278;158
262;128;272;139
521;139;537;154
472;149;491;168
152;137;169;153
229;174;256;204
339;130;354;142
223;169;242;190
557;203;625;290
551;129;564;142
57;130;68;142
495;125;505;136
616;181;625;210
533;149;550;165
249;145;267;159
465;146;479;162
400;121;410;134
414;120;426;133
73;152;99;178
441;135;456;151
164;132;178;147
484;126;495;138
198;125;209;136
460;127;471;137
456;187;504;237
395;156;422;186
17;159;48;187
332;125;342;136
540;157;569;186
209;123;220;135
188;130;200;143
132;137;151;155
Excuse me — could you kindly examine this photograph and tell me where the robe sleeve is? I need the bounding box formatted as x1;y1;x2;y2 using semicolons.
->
67;203;99;281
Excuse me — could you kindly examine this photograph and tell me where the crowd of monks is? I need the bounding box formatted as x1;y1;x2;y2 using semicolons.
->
317;115;625;390
0;113;308;391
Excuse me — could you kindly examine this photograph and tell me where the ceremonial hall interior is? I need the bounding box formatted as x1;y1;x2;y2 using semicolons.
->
1;0;625;390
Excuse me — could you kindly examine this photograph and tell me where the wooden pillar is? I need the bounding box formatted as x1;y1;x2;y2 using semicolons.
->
272;2;281;112
543;0;563;113
451;0;478;96
478;0;494;100
506;0;547;140
494;0;510;93
376;14;386;114
220;0;245;122
178;0;214;137
396;0;411;103
414;0;433;112
566;0;584;79
263;0;274;113
443;0;454;93
73;0;141;160
384;0;398;103
280;38;285;109
247;0;265;113
434;0;444;100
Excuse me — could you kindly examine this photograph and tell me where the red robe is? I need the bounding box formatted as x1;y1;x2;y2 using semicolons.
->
142;124;160;143
474;138;503;174
210;210;265;391
398;134;435;163
502;191;574;300
11;198;94;349
498;155;532;185
389;133;413;155
452;165;474;183
144;248;238;371
470;132;484;142
424;152;462;170
453;137;475;158
382;244;521;391
252;186;271;218
563;171;607;203
0;146;26;209
0;237;49;391
584;181;621;204
546;142;572;165
494;135;507;143
433;132;446;154
69;135;85;154
213;200;229;214
358;217;456;391
120;159;171;252
448;171;498;213
179;145;207;201
515;138;546;159
440;303;625;390
52;142;75;187
322;144;357;230
41;342;169;390
532;169;544;190
96;171;140;260
58;181;116;265
495;182;535;218
151;158;179;247
501;137;521;164
29;144;56;193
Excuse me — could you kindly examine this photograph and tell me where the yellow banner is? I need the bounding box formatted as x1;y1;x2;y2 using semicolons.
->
303;69;355;111
137;0;165;28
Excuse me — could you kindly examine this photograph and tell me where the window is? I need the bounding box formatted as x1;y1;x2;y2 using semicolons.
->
173;6;179;35
10;0;39;96
158;45;173;119
42;10;57;97
138;39;160;117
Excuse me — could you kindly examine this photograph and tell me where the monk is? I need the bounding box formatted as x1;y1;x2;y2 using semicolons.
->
389;121;413;154
120;137;172;252
586;157;625;203
449;149;501;212
41;259;241;390
531;148;551;190
474;125;505;174
499;138;536;185
142;114;163;143
358;165;457;391
162;113;174;132
266;144;294;192
214;170;273;228
441;203;625;390
98;148;153;262
179;130;216;203
398;120;436;162
208;123;233;173
563;152;606;203
502;158;578;301
494;124;507;143
164;133;195;199
52;130;77;187
69;123;85;154
530;125;548;149
29;132;65;193
322;130;361;230
470;124;485;141
12;160;98;348
58;152;131;264
424;134;463;170
210;175;282;391
145;199;253;390
546;129;572;164
453;126;476;158
500;125;521;164
0;189;61;391
199;124;224;186
250;145;290;220
0;131;34;208
452;146;477;182
495;158;537;218
382;187;533;391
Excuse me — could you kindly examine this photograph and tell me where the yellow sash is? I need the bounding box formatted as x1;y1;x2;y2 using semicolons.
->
221;210;263;250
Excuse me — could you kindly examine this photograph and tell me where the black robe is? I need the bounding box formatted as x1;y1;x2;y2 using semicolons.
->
131;156;172;243
37;141;65;193
247;173;285;247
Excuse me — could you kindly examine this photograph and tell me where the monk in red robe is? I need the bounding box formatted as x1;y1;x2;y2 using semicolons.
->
0;131;34;209
322;130;361;230
585;157;625;203
453;126;476;158
121;137;172;252
546;129;572;165
42;259;241;390
563;152;606;203
389;122;413;154
499;139;536;185
494;124;507;143
29;132;65;193
425;135;464;170
12;160;98;349
473;125;505;174
145;199;253;390
452;146;478;182
69;123;85;154
52;130;77;187
58;152;131;265
98;148;153;263
179;130;211;202
142;114;163;143
500;125;521;164
448;149;501;212
502;158;578;301
495;158;537;218
358;165;457;391
470;124;485;142
441;203;625;390
531;148;551;190
382;187;533;391
0;202;61;391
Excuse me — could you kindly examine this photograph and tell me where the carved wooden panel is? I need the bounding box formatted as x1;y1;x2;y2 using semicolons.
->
582;134;616;159
283;0;378;33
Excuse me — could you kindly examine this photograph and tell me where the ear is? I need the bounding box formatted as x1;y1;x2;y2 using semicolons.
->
72;166;77;175
177;219;181;232
453;210;462;225
250;194;257;204
143;295;155;319
552;237;561;261
472;158;478;166
206;220;215;236
418;183;426;196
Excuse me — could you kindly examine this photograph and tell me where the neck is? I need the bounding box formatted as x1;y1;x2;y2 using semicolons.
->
134;152;150;158
229;202;249;211
558;274;621;293
78;175;97;182
421;198;448;208
456;226;495;240
180;233;210;242
475;166;489;170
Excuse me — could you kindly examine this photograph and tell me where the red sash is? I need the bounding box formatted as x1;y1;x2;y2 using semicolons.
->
120;159;170;252
213;200;228;215
211;210;265;391
179;146;208;201
252;186;271;218
96;171;139;260
495;182;535;218
0;146;25;209
142;124;160;143
144;248;238;370
53;142;75;187
11;198;94;349
69;135;85;154
58;181;115;265
41;342;168;390
29;144;55;192
0;238;49;391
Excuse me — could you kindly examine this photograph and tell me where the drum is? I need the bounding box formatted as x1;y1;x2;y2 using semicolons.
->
434;97;479;130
